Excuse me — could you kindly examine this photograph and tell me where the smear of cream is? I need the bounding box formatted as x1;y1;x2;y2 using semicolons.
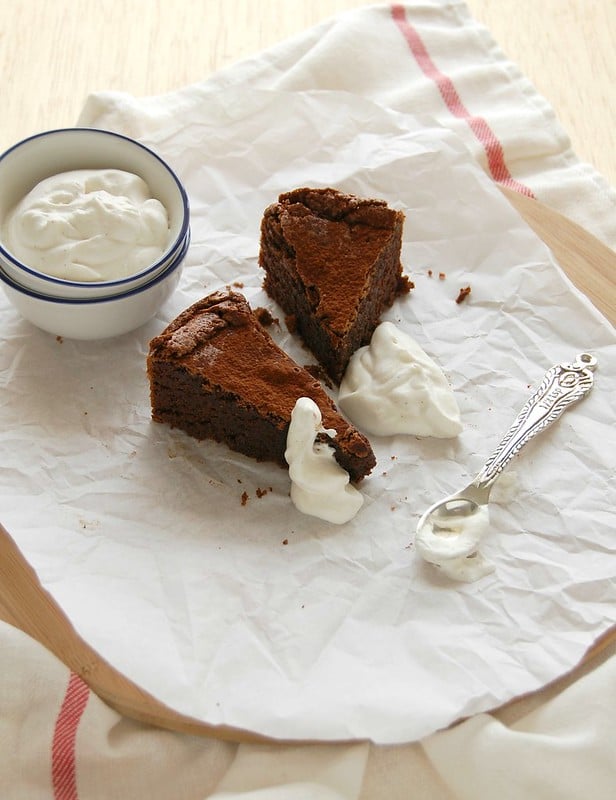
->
285;397;363;524
338;322;462;438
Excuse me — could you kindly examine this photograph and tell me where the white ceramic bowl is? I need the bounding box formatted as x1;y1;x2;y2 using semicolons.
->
0;128;190;299
0;233;188;340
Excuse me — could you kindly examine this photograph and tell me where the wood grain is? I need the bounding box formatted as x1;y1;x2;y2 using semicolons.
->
0;1;614;185
502;188;616;322
0;192;614;740
0;0;614;742
0;523;267;743
467;0;616;188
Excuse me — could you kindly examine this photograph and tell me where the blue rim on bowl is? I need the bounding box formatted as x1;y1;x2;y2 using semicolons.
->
0;127;190;294
0;230;190;305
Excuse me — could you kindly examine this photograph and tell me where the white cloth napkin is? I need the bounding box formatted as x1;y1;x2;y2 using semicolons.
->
2;1;615;798
2;616;615;799
79;1;616;249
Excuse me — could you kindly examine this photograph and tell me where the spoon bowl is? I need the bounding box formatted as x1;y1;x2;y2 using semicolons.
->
419;483;489;529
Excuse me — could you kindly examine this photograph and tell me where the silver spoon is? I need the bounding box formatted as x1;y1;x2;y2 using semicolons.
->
415;353;597;575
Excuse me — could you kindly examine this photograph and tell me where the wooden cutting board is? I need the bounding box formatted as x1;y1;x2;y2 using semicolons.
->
1;189;615;742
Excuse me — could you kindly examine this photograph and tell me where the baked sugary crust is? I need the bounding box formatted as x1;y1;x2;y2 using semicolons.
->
147;290;375;482
259;187;411;383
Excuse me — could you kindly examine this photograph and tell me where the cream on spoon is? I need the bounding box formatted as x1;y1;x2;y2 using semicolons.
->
415;353;597;582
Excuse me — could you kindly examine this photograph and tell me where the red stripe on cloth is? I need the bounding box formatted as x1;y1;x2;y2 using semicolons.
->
391;4;535;197
52;672;90;800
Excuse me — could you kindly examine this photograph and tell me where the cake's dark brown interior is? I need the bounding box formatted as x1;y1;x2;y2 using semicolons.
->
259;187;411;383
147;290;375;482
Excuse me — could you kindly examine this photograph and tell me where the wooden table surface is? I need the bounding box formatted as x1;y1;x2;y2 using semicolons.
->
1;1;615;187
0;0;615;738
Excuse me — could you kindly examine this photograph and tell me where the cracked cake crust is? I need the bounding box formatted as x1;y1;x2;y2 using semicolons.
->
259;187;411;383
147;290;376;483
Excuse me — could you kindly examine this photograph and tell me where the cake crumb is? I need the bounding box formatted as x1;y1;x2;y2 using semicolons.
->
231;280;244;289
427;269;433;277
254;307;279;327
256;487;269;498
304;363;334;389
56;335;64;343
398;274;414;293
241;491;249;506
282;538;289;545
438;272;446;280
455;285;472;304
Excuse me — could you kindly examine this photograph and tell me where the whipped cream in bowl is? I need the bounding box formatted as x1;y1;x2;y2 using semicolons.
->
3;168;170;283
0;128;190;338
338;321;462;438
0;128;189;301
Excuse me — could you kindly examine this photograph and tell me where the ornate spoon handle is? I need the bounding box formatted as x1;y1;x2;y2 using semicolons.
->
473;353;597;488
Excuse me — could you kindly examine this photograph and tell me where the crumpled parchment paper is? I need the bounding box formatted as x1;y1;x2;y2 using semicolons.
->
1;89;614;744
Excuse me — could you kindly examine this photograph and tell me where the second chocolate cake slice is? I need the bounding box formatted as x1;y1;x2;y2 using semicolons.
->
147;290;375;483
259;187;411;383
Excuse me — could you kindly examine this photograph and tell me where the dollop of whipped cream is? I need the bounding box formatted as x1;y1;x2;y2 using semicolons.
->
338;322;462;438
3;169;170;281
285;397;363;524
415;504;494;582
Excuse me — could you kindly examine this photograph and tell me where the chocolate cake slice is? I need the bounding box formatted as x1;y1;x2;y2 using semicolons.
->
147;290;375;482
259;187;411;383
